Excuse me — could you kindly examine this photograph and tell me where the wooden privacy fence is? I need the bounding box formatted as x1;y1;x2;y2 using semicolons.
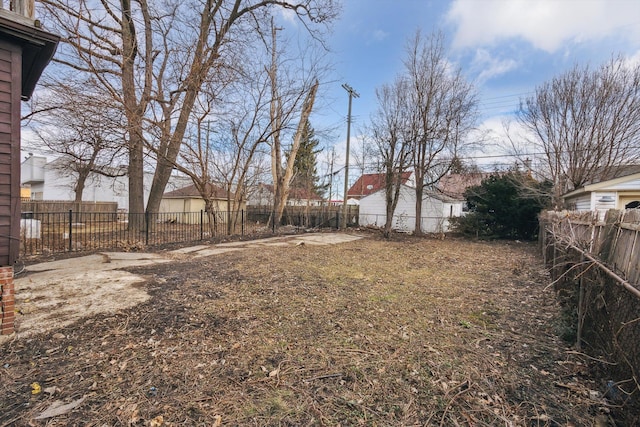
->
22;200;118;215
540;209;640;401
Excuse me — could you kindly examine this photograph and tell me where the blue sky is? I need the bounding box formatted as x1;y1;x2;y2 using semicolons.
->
25;0;640;200
297;0;640;193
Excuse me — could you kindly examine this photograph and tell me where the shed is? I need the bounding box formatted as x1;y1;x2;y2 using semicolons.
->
563;172;640;218
358;185;463;233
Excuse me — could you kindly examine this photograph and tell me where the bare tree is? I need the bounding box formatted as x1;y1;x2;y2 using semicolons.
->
402;31;478;235
176;68;272;234
265;20;321;227
24;79;126;210
367;77;412;238
38;0;338;231
517;56;640;207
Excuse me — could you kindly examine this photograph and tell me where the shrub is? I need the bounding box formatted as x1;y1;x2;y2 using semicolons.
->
451;172;551;240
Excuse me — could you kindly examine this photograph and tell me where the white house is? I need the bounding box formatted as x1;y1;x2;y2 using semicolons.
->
21;155;192;210
563;172;640;217
358;184;464;233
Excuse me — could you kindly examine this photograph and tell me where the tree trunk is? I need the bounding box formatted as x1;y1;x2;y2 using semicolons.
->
414;181;424;236
121;0;147;233
272;80;319;226
128;136;146;231
383;169;404;238
204;198;217;235
73;170;88;221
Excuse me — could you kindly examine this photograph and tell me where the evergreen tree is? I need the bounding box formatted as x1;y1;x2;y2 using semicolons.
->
288;120;324;197
452;172;552;240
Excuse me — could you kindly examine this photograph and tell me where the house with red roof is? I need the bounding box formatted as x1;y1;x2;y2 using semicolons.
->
347;172;413;201
355;171;478;233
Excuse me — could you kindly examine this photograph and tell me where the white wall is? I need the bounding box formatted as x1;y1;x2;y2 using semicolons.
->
23;159;193;211
20;155;46;184
359;185;462;233
565;194;591;211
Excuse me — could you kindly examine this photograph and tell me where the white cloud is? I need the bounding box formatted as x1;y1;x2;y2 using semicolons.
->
280;8;298;25
623;49;640;68
471;49;519;83
371;29;389;42
446;0;640;53
463;115;541;170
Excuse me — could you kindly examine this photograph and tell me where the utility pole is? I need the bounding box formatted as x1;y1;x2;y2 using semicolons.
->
341;83;359;229
328;147;335;205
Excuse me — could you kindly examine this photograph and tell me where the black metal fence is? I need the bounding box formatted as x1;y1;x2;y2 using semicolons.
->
18;208;353;258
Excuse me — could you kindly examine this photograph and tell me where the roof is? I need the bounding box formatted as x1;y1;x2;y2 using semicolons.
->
163;183;229;199
347;172;412;199
0;13;59;100
563;171;640;199
436;172;491;200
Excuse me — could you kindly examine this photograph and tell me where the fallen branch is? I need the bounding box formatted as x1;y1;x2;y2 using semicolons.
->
302;373;343;383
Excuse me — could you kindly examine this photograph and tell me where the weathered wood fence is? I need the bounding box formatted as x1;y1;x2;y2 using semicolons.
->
22;200;118;215
540;210;640;402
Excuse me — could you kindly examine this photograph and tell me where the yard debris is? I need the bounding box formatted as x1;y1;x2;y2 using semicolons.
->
43;386;59;395
148;415;164;426
2;234;637;425
30;382;41;395
34;396;85;419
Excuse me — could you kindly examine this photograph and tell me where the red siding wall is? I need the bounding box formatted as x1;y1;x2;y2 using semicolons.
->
0;41;21;267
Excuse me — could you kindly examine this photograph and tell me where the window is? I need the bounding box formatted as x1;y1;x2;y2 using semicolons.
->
625;201;640;209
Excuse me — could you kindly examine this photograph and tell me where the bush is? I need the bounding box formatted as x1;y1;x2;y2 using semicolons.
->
451;172;551;240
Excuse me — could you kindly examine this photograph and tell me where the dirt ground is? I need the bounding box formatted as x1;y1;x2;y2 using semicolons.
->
0;232;634;426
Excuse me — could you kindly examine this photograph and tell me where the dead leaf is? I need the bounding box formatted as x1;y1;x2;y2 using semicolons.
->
148;415;164;427
35;397;85;419
43;386;59;395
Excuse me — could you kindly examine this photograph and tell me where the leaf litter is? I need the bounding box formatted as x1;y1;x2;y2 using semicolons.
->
0;232;635;425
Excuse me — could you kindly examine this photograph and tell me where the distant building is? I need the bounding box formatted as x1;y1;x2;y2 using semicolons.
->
435;172;491;201
563;171;640;216
246;183;323;207
347;172;413;200
20;155;192;210
160;183;243;224
359;185;463;234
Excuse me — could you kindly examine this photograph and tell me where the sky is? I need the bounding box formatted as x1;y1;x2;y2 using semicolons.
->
23;0;640;201
293;0;640;198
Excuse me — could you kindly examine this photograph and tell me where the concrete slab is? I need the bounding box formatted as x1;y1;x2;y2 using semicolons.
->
169;245;210;254
190;247;242;258
294;233;364;245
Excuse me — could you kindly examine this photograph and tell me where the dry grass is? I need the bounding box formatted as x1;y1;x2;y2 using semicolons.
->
0;234;626;426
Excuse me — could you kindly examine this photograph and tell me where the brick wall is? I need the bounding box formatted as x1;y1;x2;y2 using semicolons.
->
1;266;15;335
